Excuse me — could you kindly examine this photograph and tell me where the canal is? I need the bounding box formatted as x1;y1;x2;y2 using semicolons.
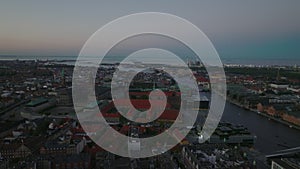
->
198;92;300;155
221;100;300;154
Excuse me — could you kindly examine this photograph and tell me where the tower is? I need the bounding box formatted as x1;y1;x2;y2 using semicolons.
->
61;68;66;86
276;68;280;82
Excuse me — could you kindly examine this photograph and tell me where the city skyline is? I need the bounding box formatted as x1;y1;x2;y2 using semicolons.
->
1;1;300;168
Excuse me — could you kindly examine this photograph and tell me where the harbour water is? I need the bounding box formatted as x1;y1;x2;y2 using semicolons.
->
198;92;300;155
221;101;300;155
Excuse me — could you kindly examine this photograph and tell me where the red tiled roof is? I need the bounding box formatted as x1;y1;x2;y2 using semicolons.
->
100;97;179;121
71;135;86;140
159;110;179;121
113;99;171;109
84;145;104;154
72;127;85;133
129;91;179;97
120;125;130;134
100;102;114;113
195;75;209;82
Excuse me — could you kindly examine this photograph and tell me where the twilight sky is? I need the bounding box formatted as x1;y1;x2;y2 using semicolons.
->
0;1;299;62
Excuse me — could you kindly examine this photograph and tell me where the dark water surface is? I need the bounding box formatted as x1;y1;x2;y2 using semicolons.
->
221;101;300;154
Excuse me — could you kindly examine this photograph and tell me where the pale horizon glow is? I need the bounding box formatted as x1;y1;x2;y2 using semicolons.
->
0;1;299;62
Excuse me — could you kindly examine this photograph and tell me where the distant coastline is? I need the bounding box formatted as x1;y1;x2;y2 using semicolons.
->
0;55;299;66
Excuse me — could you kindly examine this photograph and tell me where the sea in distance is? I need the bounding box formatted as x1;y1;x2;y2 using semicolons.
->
0;55;299;66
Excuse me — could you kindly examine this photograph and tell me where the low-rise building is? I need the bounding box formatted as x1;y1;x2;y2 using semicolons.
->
40;136;86;155
51;153;91;169
267;147;300;169
0;154;9;169
0;142;31;159
270;83;289;89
